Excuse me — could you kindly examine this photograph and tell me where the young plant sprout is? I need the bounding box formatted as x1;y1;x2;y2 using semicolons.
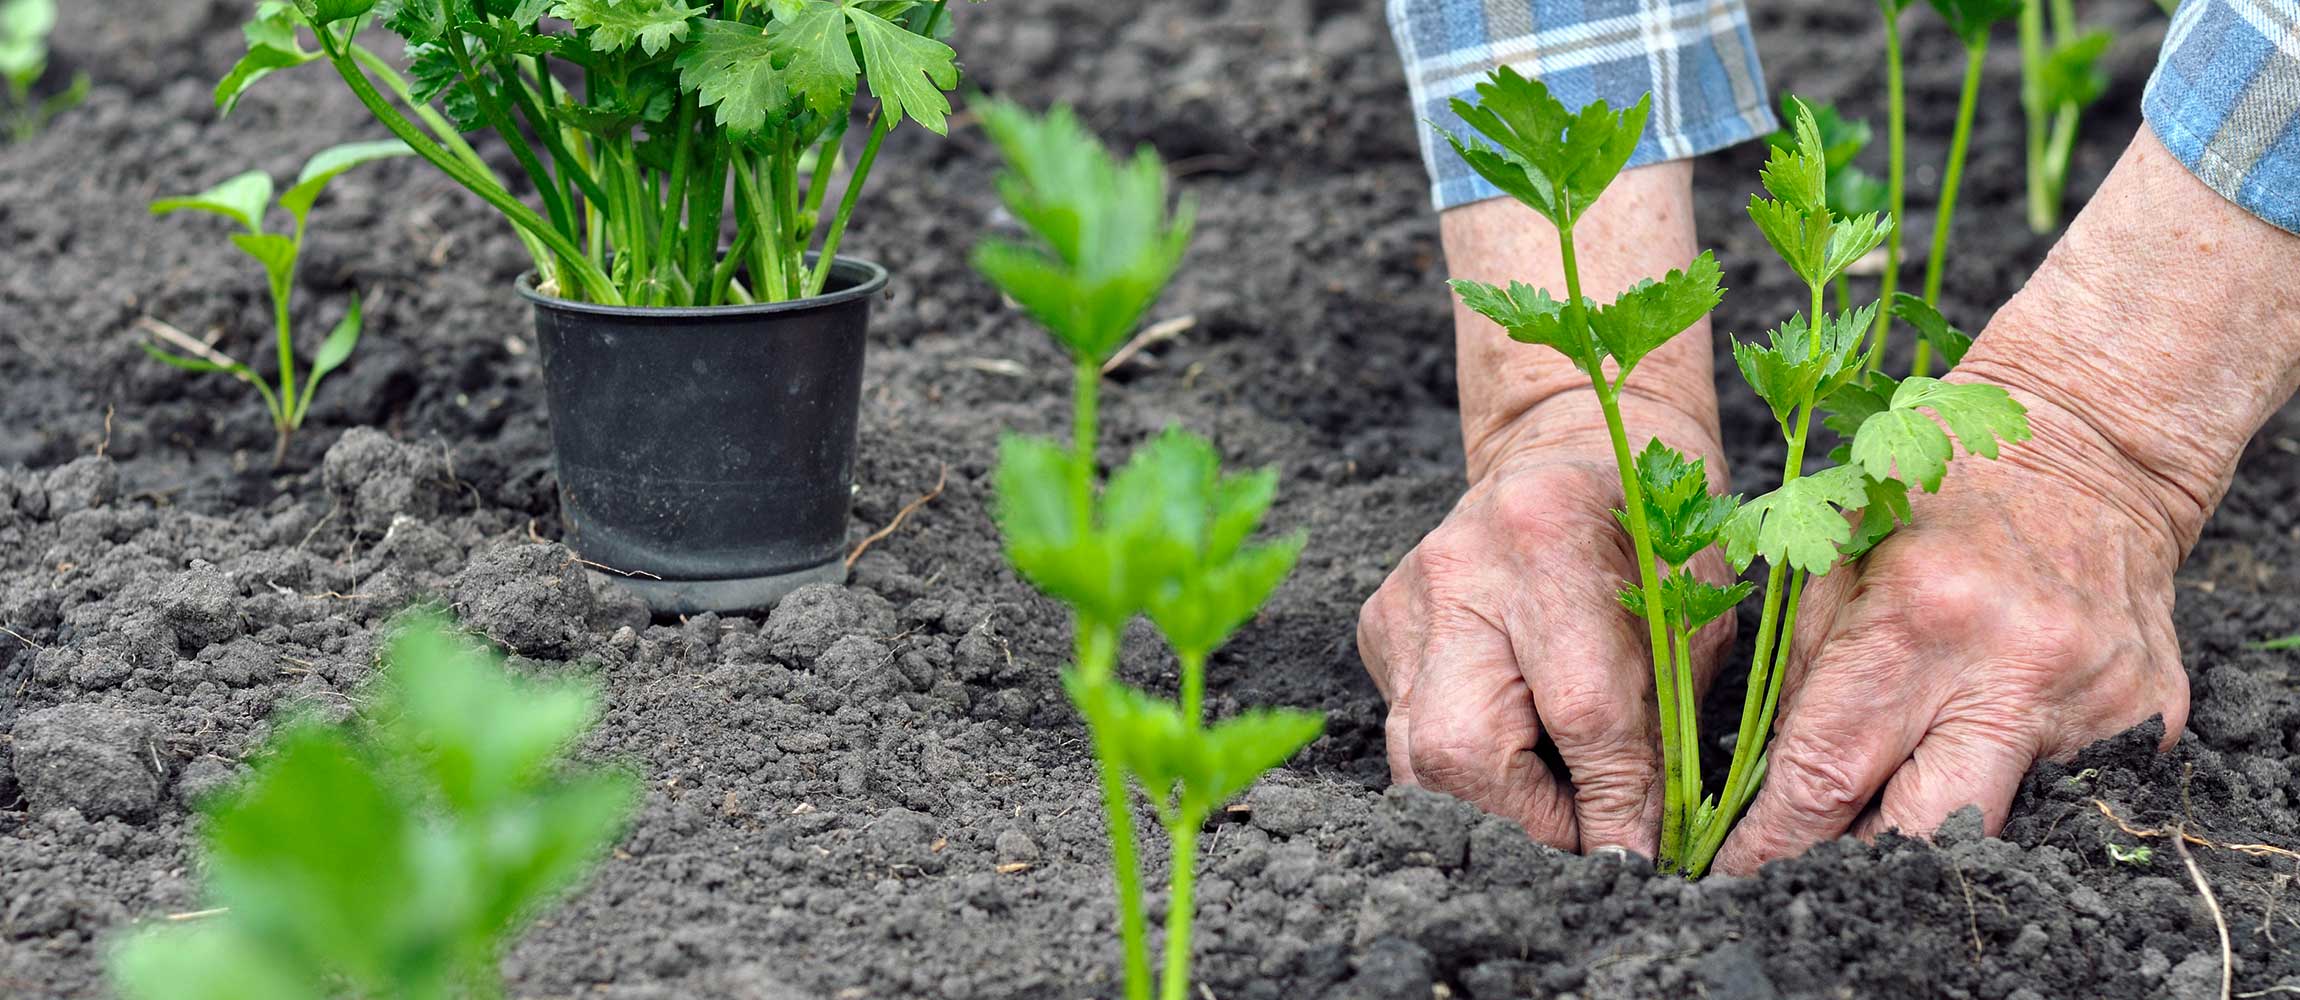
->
975;99;1322;1000
0;0;87;142
2017;0;2109;232
109;612;636;1000
145;140;413;465
1440;76;2033;875
218;0;966;306
1910;0;2021;378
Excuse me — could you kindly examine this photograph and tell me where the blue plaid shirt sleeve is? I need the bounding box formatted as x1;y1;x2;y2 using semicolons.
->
2146;0;2300;235
1386;0;1779;211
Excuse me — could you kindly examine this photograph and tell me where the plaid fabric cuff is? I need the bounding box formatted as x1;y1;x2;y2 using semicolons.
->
2144;0;2300;236
1387;0;1779;211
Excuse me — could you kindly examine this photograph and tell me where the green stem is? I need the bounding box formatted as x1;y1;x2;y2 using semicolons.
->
442;29;572;241
808;110;891;296
1686;570;1806;874
2019;0;2051;231
1078;622;1152;1000
271;250;298;428
733;151;784;302
1158;813;1201;1000
650;98;698;305
1670;621;1700;824
1868;0;1907;369
320;32;615;302
1179;650;1206;724
1565;223;1687;865
1916;39;1988;378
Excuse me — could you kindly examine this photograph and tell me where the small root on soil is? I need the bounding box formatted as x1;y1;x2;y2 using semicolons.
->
846;464;948;570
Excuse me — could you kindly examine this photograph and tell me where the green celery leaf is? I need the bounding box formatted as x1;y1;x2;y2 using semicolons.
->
295;0;378;26
374;615;603;814
2039;31;2112;109
201;721;416;991
465;770;637;932
1747;194;1831;284
1758;100;1828;212
1437;67;1648;229
378;0;451;43
1184;707;1325;814
1831;165;1891;218
994;435;1125;621
1842;474;1911;558
1765;96;1871;173
280;140;413;228
1928;0;2022;47
1847;375;2030;491
1617;438;1739;567
1820;369;1901;440
1449;278;1593;370
1720;463;1872;574
1821;211;1891;285
845;5;958;134
972;99;1192;366
676;17;790;133
1887;292;1974;366
551;0;701;55
776;0;861;117
152;170;275;234
1147;534;1305;661
110;924;317;1000
1587;251;1724;373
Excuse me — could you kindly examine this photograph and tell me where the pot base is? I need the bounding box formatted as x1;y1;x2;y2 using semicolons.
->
591;559;848;617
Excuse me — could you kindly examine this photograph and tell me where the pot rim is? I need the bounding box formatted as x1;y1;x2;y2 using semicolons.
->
515;255;890;319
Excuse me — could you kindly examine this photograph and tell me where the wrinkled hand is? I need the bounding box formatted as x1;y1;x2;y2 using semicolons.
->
1358;405;1733;856
1715;382;2192;874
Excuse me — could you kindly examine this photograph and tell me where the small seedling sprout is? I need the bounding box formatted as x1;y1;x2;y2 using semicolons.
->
108;611;637;1000
1438;77;2034;875
975;98;1322;1000
2107;842;2155;866
145;140;412;465
0;0;86;142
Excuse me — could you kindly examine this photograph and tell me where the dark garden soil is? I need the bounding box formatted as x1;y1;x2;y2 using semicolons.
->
4;0;2297;997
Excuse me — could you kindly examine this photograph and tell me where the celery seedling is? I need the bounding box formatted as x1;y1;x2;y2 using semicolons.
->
976;99;1322;1000
218;0;968;306
0;0;86;142
1436;81;2033;875
145;140;412;465
1435;67;1728;868
108;612;637;1000
1910;0;2021;378
2018;0;2109;232
1678;100;2031;874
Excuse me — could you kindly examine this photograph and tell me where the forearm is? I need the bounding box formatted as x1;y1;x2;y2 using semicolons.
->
1441;161;1725;483
1955;128;2300;553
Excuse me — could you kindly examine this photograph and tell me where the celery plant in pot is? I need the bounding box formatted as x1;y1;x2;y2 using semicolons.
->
214;0;969;612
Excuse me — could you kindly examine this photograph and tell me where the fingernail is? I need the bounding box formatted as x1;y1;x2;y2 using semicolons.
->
1589;845;1631;861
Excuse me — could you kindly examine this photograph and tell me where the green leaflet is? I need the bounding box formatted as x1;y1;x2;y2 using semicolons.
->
1448;278;1591;368
1618;567;1754;633
677;18;795;132
1731;302;1879;423
1887;292;1973;367
552;0;703;56
0;0;56;85
295;0;378;27
2037;30;2112;109
1847;376;2030;491
845;4;957;134
1929;0;2022;47
109;613;634;1000
1615;439;1739;567
152;170;274;233
1436;66;1649;230
215;3;321;117
280;139;414;228
1587;251;1725;374
1066;671;1325;821
972;99;1194;367
1720;463;1875;574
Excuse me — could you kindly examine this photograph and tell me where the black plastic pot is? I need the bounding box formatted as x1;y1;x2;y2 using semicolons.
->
520;257;888;615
